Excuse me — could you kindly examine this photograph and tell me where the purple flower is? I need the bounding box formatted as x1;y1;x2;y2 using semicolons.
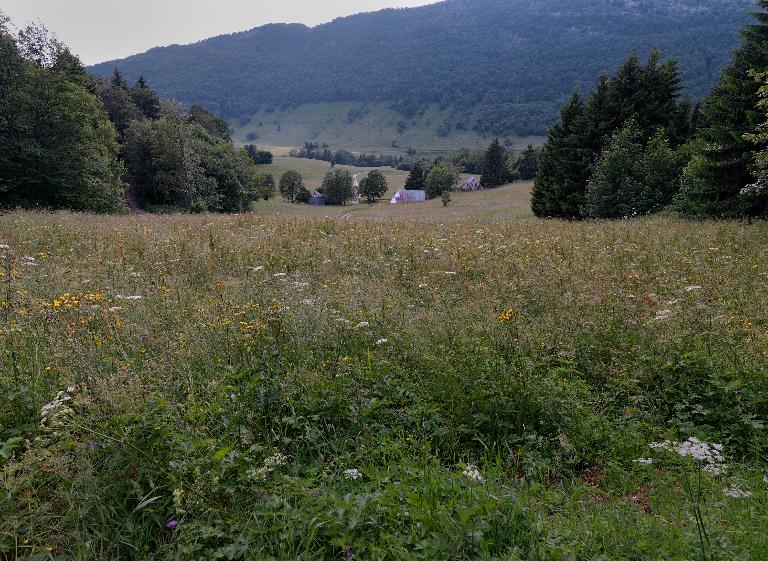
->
165;520;178;529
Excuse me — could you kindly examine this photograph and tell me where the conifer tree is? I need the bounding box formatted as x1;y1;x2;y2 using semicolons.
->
481;138;508;187
130;76;161;120
404;160;427;191
678;1;768;216
111;68;128;90
531;91;592;218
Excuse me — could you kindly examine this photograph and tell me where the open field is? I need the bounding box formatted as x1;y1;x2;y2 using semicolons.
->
230;102;546;154
2;211;768;559
254;156;533;220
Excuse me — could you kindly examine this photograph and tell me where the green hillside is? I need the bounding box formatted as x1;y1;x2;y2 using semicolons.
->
91;0;753;147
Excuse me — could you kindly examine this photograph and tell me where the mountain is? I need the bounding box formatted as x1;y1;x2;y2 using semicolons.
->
91;0;753;145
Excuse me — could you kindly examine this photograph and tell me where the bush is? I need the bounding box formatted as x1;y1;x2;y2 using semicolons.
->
425;162;459;199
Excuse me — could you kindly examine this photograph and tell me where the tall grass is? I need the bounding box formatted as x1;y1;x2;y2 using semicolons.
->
1;212;767;560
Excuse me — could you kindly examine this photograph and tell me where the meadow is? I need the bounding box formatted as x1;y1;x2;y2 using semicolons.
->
1;209;768;560
229;103;545;155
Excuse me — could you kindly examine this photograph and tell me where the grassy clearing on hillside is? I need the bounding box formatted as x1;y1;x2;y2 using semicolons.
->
230;102;545;154
1;213;768;560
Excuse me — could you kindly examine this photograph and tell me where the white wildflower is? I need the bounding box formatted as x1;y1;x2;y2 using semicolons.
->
115;295;142;301
344;468;363;480
462;465;485;484
354;321;369;329
301;299;315;306
273;272;287;278
251;266;265;272
686;285;703;292
108;306;122;312
635;458;654;465
375;338;388;345
444;271;457;275
247;452;288;480
0;244;8;250
650;437;726;474
419;284;429;288
39;389;74;427
723;485;752;499
655;310;671;320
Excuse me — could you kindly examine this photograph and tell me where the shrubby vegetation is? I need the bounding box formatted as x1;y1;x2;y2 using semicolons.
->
91;0;752;138
290;142;403;168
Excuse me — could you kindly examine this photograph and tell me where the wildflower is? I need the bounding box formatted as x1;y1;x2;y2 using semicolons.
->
419;284;429;288
115;295;142;301
247;452;288;480
39;389;74;426
273;273;287;277
686;285;703;292
634;458;654;465
498;308;517;323
344;468;363;480
655;310;671;320
251;266;265;272
354;321;369;329
444;271;457;275
723;485;752;499
375;338;388;345
302;299;315;305
462;465;485;484
650;437;726;475
0;244;8;250
165;520;179;528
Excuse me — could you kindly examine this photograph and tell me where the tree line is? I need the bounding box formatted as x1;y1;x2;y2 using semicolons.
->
532;2;768;219
0;15;274;213
290;142;404;169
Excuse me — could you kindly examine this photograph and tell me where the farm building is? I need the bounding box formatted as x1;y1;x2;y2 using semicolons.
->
462;176;482;191
308;190;325;206
390;189;427;204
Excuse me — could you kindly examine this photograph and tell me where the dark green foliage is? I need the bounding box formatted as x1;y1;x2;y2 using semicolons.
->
583;121;683;218
291;142;403;168
97;79;144;136
0;23;125;212
90;0;751;138
404;160;428;191
130;75;161;119
278;170;305;202
321;168;354;205
677;1;768;217
358;169;388;203
425;162;459;199
259;173;276;200
123;116;260;212
244;145;273;165
481;138;508;187
531;92;593;218
533;50;692;218
295;185;312;204
187;103;231;141
444;148;484;174
514;144;541;180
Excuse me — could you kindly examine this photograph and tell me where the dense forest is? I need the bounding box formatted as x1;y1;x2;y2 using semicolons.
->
0;14;273;213
90;0;751;137
533;1;768;219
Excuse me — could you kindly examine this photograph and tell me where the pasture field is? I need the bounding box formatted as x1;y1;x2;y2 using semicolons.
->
230;102;545;154
1;211;768;560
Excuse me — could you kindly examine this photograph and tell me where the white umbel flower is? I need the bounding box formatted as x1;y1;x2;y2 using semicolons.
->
462;465;485;484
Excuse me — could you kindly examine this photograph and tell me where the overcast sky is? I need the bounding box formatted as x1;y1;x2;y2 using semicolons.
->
2;0;434;65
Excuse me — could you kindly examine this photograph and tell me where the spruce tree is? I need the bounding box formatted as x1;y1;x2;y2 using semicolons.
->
678;1;768;217
531;91;593;218
404;160;427;191
481;138;508;187
111;68;128;90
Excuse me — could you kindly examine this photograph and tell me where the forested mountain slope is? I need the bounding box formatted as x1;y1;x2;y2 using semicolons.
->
91;0;753;138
